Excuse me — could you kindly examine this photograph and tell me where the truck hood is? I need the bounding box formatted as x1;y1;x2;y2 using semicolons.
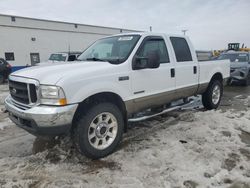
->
230;62;249;69
35;61;68;66
11;61;116;85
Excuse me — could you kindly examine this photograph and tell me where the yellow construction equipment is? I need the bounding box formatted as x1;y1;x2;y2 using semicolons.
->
213;43;250;57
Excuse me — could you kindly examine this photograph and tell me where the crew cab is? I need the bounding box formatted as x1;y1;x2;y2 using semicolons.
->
5;33;230;159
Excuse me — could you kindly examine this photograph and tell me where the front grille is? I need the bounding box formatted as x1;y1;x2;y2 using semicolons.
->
29;84;37;103
9;80;37;104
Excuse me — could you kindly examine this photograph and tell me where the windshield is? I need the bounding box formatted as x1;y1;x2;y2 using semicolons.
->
49;53;67;61
217;53;249;62
77;35;141;64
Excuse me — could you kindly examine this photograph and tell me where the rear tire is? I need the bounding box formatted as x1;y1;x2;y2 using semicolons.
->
73;103;124;159
202;80;223;110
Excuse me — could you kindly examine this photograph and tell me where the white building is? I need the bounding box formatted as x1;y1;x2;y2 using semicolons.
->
0;14;139;71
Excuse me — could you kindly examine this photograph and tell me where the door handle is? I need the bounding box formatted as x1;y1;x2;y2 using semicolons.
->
193;66;197;74
171;68;175;78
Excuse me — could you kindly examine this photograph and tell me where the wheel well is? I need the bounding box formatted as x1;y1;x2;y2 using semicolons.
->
210;73;223;83
72;92;127;132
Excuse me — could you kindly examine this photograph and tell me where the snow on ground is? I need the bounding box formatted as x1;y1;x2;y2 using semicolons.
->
0;84;250;188
0;84;11;131
0;120;11;130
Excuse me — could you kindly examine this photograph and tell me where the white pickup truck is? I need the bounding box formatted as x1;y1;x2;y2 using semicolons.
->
5;33;230;159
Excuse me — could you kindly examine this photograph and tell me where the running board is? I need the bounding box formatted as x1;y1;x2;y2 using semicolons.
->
128;100;195;122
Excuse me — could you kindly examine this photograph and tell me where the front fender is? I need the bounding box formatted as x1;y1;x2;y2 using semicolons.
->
63;79;130;104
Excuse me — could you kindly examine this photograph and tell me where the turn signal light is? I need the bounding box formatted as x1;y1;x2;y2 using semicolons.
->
59;98;67;106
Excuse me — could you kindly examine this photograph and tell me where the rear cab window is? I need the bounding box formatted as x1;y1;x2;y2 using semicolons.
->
170;37;192;62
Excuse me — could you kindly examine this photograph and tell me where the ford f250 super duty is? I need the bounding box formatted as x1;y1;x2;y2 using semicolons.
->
5;33;230;159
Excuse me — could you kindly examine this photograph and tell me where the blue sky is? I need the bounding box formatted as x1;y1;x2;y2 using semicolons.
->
0;0;249;50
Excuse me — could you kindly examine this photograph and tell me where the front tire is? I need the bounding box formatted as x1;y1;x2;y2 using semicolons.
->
243;72;250;86
202;80;223;110
73;103;124;159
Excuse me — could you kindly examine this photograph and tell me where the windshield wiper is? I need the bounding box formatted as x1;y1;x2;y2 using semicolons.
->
106;58;123;64
85;57;123;64
86;57;106;62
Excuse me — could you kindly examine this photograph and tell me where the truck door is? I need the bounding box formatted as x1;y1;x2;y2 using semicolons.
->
170;37;198;98
131;36;176;112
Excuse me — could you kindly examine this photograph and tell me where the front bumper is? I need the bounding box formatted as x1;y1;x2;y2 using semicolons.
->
5;95;78;136
230;68;248;81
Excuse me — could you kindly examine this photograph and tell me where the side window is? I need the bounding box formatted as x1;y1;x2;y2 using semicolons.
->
118;43;133;59
137;38;170;64
68;55;76;61
170;37;192;62
5;52;15;61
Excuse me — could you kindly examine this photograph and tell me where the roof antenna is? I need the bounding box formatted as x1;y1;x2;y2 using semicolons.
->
68;44;71;53
182;29;188;35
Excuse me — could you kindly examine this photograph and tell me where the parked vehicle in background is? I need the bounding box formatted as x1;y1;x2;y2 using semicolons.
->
5;32;230;159
212;43;250;59
217;51;250;86
37;52;81;66
0;58;11;84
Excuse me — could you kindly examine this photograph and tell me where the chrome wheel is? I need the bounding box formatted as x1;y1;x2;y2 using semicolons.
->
212;85;221;105
88;112;118;150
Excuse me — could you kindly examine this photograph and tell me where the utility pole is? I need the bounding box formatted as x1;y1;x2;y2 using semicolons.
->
181;29;188;35
149;26;152;32
68;44;71;53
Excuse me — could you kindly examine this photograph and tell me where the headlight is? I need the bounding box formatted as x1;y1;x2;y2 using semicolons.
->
40;85;67;106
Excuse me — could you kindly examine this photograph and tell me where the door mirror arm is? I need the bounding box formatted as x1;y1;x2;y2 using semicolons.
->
132;56;148;70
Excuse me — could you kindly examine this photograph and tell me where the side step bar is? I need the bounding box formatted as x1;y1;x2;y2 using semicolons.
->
128;100;195;122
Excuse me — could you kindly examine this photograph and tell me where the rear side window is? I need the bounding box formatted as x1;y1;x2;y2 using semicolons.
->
170;37;192;62
137;38;170;63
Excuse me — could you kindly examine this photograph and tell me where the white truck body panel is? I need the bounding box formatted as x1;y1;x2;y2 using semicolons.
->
198;60;230;85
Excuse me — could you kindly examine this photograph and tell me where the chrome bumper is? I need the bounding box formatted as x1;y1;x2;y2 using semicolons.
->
5;95;78;135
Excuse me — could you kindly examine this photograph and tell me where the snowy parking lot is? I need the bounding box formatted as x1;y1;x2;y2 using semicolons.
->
0;84;250;188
